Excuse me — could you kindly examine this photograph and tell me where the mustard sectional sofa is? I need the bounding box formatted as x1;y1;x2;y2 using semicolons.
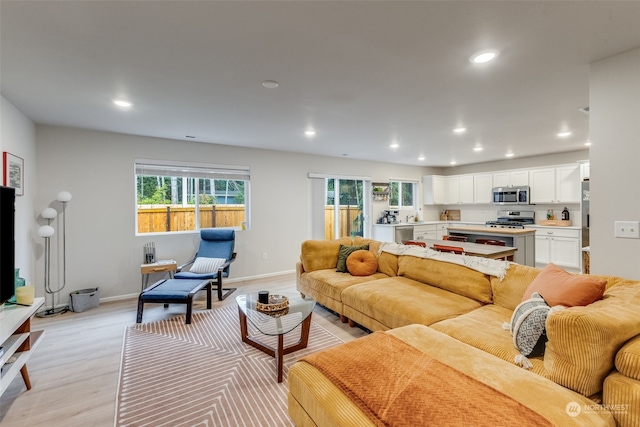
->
291;237;640;427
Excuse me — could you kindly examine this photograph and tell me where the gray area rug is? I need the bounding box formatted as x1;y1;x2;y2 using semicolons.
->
115;305;343;426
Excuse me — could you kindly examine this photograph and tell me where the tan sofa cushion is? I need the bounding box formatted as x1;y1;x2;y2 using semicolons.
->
616;335;640;381
603;371;640;427
491;263;540;310
341;276;482;329
431;304;546;376
398;255;492;304
544;279;640;396
300;269;388;302
289;326;616;427
300;237;352;272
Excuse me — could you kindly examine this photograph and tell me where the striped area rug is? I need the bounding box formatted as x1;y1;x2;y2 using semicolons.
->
115;305;343;427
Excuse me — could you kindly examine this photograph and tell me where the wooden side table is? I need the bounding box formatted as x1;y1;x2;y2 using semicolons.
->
140;260;177;290
1;297;45;396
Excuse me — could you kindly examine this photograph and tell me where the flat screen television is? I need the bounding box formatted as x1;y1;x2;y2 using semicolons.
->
0;185;16;306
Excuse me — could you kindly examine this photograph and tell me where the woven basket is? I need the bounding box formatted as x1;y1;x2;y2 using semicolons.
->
256;294;289;313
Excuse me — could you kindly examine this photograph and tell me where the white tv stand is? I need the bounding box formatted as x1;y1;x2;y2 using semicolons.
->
1;297;45;396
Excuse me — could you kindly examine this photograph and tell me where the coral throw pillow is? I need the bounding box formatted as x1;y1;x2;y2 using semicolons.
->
521;263;606;307
346;250;378;276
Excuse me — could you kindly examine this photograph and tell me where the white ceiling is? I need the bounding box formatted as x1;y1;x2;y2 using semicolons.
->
2;1;639;167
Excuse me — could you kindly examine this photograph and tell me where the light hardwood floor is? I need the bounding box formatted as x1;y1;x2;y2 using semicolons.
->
0;273;368;426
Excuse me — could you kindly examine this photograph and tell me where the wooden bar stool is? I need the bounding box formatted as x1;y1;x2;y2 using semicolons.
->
432;244;464;255
443;235;467;242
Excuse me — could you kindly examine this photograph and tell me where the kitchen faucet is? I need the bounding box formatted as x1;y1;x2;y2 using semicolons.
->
406;215;415;222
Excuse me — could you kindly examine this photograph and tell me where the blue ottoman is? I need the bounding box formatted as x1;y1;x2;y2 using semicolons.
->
137;279;211;324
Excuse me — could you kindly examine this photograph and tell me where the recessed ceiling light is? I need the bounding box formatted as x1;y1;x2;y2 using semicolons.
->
390;142;399;148
418;156;426;161
304;130;317;137
450;161;457;165
470;49;499;64
262;80;279;89
473;146;483;152
453;127;467;133
505;152;515;158
113;100;132;108
584;141;592;146
557;131;572;138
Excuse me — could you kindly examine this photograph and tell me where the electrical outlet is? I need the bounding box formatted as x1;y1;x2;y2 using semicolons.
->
262;252;268;260
614;221;640;239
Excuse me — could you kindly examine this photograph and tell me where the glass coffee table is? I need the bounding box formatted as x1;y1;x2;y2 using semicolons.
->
236;292;316;382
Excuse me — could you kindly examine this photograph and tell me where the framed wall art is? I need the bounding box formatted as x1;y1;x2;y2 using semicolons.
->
3;152;24;196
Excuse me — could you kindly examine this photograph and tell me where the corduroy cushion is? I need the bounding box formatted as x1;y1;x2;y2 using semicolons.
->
300;237;352;272
521;263;606;307
337;244;369;273
346;250;378;276
544;280;640;396
398;255;492;304
616;335;640;381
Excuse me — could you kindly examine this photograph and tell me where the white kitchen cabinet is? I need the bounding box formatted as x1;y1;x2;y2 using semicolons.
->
580;162;590;180
529;168;556;203
534;227;581;270
414;224;436;241
529;165;580;204
474;173;493;204
435;223;448;239
423;175;446;205
493;170;529;187
555;165;580;203
446;175;474;204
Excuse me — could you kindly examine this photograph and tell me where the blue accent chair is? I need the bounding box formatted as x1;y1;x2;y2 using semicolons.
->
174;229;237;300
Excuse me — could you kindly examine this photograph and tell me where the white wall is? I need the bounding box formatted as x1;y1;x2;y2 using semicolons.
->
590;48;640;279
35;125;436;301
0;95;37;286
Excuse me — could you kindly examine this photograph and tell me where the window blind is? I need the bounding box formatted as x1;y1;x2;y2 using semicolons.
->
135;159;250;180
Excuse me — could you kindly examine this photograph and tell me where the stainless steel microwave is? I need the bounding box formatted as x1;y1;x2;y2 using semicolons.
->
492;186;530;205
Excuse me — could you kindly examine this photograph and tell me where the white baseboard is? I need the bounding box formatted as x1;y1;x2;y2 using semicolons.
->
98;269;296;303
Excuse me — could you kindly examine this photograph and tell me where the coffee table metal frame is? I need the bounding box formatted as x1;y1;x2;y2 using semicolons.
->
236;292;315;382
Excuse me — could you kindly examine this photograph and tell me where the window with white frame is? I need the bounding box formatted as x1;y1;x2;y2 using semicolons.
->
389;180;416;209
135;159;250;234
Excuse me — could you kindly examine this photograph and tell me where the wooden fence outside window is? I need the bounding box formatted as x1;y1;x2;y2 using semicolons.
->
137;205;362;238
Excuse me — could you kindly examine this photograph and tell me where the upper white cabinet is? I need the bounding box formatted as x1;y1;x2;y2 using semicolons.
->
423;175;446;205
474;174;493;204
580;162;590;180
423;163;580;206
493;170;529;187
529;165;580;204
446;175;474;204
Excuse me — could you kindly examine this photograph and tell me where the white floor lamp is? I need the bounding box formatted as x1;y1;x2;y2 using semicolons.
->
36;191;72;317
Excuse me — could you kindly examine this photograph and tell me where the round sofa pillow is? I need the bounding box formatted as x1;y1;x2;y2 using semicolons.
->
346;250;378;276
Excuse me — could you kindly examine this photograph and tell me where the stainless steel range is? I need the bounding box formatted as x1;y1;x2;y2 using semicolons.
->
486;210;535;229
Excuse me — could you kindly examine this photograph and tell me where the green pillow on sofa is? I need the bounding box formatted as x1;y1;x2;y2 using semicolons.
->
336;244;369;273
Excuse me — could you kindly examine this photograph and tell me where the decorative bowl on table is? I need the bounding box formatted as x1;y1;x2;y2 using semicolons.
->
256;294;289;314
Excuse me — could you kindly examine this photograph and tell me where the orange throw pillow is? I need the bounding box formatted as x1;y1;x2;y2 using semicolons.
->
521;263;606;307
346;250;378;276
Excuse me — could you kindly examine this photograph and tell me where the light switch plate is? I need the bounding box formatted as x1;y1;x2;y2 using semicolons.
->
614;221;640;239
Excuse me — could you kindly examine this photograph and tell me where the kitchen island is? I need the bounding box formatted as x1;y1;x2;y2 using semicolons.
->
411;239;517;261
446;226;536;267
